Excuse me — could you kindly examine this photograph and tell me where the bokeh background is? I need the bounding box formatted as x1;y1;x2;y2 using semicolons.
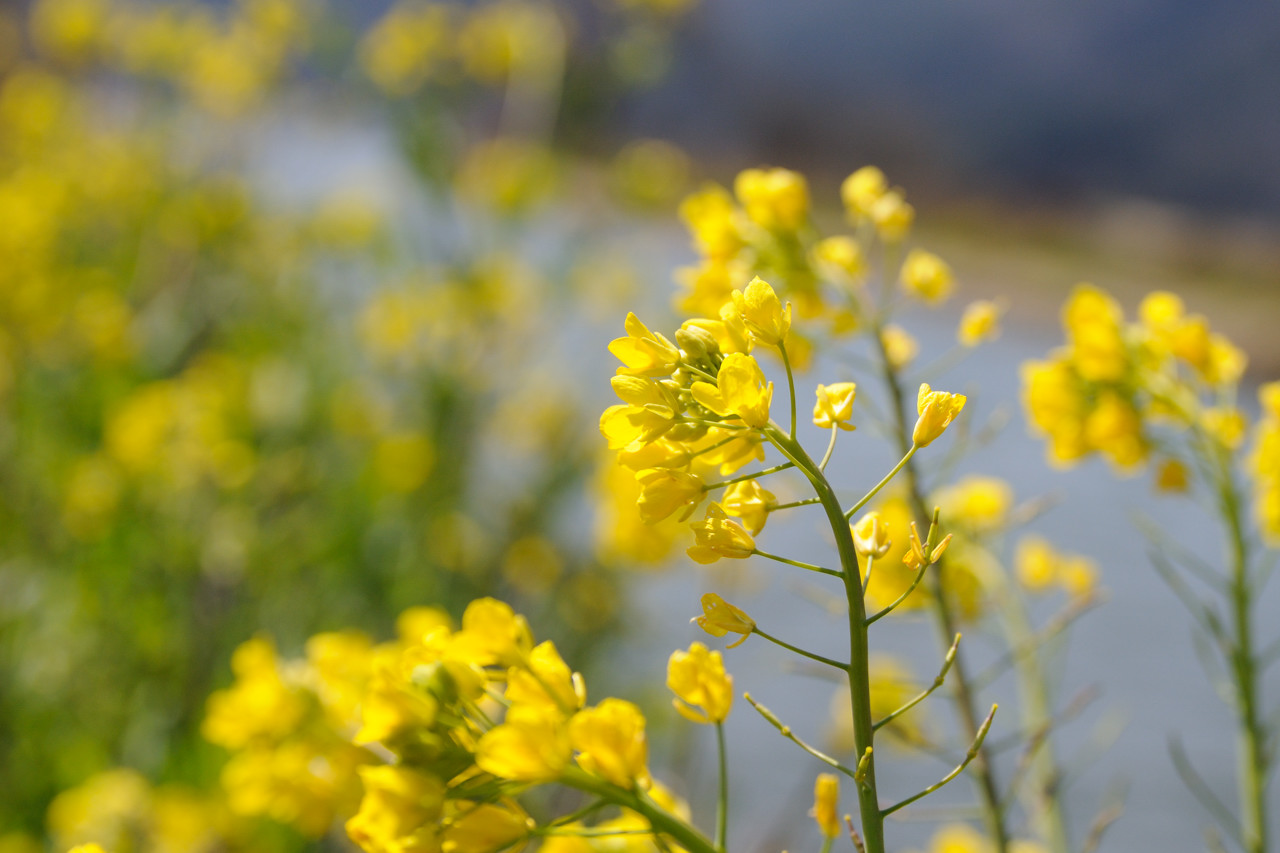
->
0;1;1277;852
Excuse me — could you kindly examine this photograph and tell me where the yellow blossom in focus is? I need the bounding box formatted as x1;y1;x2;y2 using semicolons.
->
635;468;706;523
692;352;772;428
913;384;967;448
610;313;681;378
851;511;892;559
505;640;585;716
812;774;840;839
475;705;571;782
732;276;791;346
569;699;651;789
880;324;918;370
813;382;857;431
900;249;953;304
958;300;1003;347
720;479;774;535
734;167;809;231
687;503;756;564
840;166;887;217
667;642;733;723
692;592;754;648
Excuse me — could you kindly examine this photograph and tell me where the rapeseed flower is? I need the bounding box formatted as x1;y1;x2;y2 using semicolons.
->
667;642;733;723
687;503;755;563
692;592;754;647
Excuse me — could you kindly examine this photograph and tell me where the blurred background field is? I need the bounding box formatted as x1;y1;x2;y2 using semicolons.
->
0;1;1277;852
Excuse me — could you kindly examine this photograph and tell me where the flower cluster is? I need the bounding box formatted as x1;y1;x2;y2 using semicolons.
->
200;598;723;852
1023;285;1246;473
1251;382;1280;543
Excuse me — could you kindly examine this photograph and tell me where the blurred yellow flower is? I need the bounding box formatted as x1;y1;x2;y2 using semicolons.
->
667;642;733;723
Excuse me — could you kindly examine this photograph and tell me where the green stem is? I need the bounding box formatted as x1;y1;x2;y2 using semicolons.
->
820;427;839;471
765;425;886;853
780;341;798;440
1218;456;1268;853
752;549;843;579
865;559;929;625
769;497;822;512
715;722;729;852
706;463;795;491
872;326;1011;853
990;567;1073;853
753;627;849;671
881;704;998;817
561;768;718;853
844;446;918;520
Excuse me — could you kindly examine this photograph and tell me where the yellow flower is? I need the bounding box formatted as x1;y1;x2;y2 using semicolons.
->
687;503;756;564
345;765;445;853
1021;356;1089;466
734;167;809;231
930;823;991;853
609;313;680;377
1203;406;1247;450
692;353;773;428
1083;392;1146;470
692;592;754;648
720;479;775;535
851;511;892;559
900;249;953;304
1064;284;1127;383
840;166;887;217
811;774;841;838
505;640;585;716
1155;458;1189;492
475;705;571;782
635;467;706;523
202;637;306;750
441;800;532;853
1014;537;1058;592
667;642;733;723
813;382;857;431
813;236;865;279
913;384;967;448
451;598;533;667
869;189;914;241
1260;381;1280;420
570;699;650;789
957;300;1003;347
1059;555;1098;599
880;325;918;370
933;476;1013;533
679;184;743;260
732;276;791;345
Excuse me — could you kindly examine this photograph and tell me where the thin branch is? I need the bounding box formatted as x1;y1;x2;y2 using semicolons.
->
844;446;918;520
744;693;858;780
753;627;849;672
1167;736;1243;847
881;704;998;816
874;634;960;732
752;549;844;579
866;560;930;625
